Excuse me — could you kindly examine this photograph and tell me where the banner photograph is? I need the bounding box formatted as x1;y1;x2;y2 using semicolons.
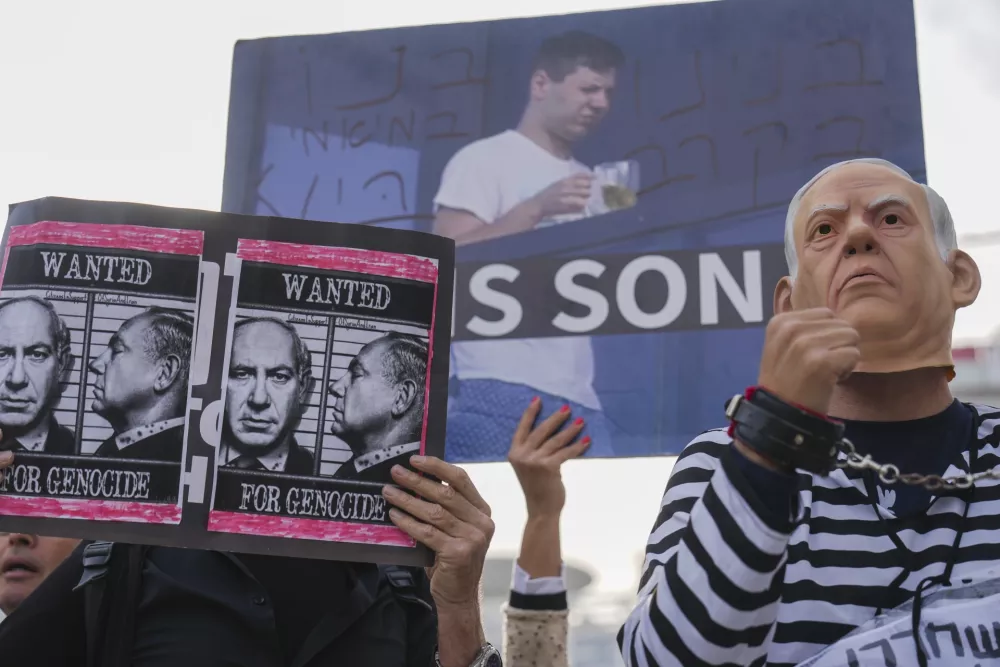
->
220;0;925;461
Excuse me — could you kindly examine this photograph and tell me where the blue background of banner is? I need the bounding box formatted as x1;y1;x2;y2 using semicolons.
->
221;0;923;460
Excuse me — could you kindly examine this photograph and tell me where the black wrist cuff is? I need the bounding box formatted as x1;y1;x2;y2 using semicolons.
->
725;387;843;475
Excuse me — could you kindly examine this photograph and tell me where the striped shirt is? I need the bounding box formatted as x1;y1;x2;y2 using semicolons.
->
618;402;1000;666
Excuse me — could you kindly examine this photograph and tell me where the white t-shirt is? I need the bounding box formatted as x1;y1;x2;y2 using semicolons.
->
434;130;601;409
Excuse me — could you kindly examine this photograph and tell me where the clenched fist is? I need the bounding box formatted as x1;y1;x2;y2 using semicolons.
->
757;308;861;415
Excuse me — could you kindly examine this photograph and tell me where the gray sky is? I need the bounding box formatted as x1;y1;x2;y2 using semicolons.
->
0;0;997;594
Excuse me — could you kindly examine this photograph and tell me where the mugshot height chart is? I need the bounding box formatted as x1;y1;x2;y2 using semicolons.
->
0;197;454;567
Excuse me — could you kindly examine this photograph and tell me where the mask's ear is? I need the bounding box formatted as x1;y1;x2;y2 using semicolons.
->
773;276;794;315
948;249;981;309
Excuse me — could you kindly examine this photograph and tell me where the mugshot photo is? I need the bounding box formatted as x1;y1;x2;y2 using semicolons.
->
216;310;431;483
217;314;324;476
83;299;195;463
0;292;195;465
0;292;83;456
321;321;430;482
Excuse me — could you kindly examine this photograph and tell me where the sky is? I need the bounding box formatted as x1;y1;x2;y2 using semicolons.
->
0;0;998;596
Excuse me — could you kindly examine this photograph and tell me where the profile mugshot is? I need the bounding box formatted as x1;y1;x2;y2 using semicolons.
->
219;317;317;475
0;297;76;454
328;331;427;482
90;307;193;462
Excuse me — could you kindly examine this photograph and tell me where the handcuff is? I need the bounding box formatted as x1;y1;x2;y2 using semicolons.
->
725;386;844;475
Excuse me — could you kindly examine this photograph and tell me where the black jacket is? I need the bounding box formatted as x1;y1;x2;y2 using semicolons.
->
94;424;184;463
285;444;316;476
221;443;317;475
0;542;438;667
0;418;76;454
331;451;411;483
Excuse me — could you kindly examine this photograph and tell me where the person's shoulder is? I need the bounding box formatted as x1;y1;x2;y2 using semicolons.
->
966;402;1000;432
443;130;521;165
678;427;734;458
966;402;1000;416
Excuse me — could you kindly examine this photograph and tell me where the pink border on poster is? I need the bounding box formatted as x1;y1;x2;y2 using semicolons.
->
236;239;438;284
0;496;181;524
6;221;204;254
207;511;416;547
0;220;205;287
219;239;440;546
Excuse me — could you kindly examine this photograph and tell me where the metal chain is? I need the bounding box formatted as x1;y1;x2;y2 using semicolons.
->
835;438;1000;491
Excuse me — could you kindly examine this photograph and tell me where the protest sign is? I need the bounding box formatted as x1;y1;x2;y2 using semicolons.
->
0;197;453;566
796;567;1000;666
220;0;925;461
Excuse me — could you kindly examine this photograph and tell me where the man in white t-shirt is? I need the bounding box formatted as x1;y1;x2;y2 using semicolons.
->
433;30;624;461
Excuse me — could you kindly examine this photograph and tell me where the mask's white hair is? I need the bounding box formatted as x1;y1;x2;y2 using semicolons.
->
784;158;957;278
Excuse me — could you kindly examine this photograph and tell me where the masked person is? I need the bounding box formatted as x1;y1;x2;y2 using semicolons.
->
619;158;998;667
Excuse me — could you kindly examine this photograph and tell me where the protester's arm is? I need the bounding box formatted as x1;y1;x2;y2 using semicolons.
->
499;399;588;667
383;456;494;667
617;429;799;667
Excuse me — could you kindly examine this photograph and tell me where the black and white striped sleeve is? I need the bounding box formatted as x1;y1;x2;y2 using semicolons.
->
618;429;797;666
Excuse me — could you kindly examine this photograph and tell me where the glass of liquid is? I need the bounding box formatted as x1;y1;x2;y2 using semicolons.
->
592;159;641;214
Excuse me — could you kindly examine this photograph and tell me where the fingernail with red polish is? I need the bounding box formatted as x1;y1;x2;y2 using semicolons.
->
531;396;540;404
560;405;570;413
574;417;584;425
582;436;592;445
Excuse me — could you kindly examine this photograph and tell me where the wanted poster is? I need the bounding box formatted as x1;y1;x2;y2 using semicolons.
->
208;239;439;550
0;197;453;567
0;221;202;525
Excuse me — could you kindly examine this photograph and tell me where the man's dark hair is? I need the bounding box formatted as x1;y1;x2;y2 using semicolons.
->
233;317;312;382
532;30;625;82
137;307;194;388
378;332;428;412
0;296;72;367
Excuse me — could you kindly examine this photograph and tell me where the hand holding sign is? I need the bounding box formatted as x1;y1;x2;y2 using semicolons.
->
383;456;493;608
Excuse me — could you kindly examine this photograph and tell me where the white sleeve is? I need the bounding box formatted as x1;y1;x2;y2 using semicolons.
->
432;144;502;224
511;562;567;595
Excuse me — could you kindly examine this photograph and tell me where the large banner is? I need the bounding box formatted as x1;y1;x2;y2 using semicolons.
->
0;197;453;567
221;0;924;461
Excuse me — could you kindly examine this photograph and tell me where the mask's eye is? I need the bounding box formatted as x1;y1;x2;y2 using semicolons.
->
884;214;899;225
817;223;833;236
